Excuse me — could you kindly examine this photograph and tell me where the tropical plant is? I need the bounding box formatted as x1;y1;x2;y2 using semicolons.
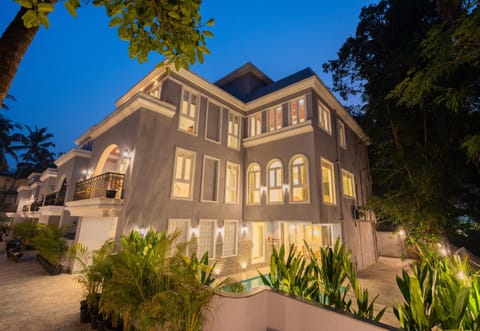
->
70;240;114;310
99;229;216;331
12;221;38;246
33;224;68;266
14;125;56;173
261;239;385;321
0;0;214;107
0;114;20;171
394;244;480;330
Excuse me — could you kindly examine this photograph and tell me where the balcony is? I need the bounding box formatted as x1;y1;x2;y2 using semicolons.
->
73;172;124;201
44;192;65;206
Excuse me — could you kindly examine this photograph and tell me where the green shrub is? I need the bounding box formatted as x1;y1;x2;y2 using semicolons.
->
99;229;216;331
34;224;68;266
261;239;385;321
12;221;39;246
394;244;479;330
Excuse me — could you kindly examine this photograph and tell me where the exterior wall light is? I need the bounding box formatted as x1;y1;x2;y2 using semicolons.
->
139;227;147;236
191;227;198;236
398;229;406;238
242;224;248;234
260;186;267;194
241;262;247;271
282;184;289;192
122;150;131;160
217;226;224;235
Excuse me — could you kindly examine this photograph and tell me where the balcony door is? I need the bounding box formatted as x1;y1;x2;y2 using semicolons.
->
251;222;265;264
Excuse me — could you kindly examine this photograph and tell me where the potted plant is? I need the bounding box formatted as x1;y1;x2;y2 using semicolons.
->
33;224;68;275
70;241;114;325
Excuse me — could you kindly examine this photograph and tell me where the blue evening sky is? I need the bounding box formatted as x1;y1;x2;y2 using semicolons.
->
1;0;373;168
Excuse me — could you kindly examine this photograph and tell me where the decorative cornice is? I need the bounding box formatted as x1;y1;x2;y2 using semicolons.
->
65;198;123;217
55;148;92;168
243;121;314;148
76;92;176;145
40;168;58;182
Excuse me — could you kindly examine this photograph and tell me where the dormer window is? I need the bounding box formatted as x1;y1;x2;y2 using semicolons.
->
179;90;198;135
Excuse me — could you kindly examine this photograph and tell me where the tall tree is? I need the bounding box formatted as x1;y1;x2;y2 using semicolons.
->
324;0;480;241
0;0;214;107
14;125;56;173
0;114;20;171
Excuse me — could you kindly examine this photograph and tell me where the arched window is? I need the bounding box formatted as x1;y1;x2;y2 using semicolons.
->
290;155;309;202
267;159;283;203
247;163;261;204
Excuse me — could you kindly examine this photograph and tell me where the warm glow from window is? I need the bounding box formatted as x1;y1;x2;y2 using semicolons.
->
227;112;240;149
179;90;198;134
225;162;240;203
318;103;331;134
321;159;336;204
247;163;261;204
268;106;283;131
268;160;283;203
290;155;309;202
172;148;195;199
249;113;262;137
290;98;306;125
342;170;355;198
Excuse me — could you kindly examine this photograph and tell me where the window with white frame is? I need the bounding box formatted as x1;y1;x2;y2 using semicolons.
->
225;162;240;204
338;120;346;149
198;219;216;258
179;90;198;134
321;158;336;204
268;106;283;131
168;219;191;253
249;113;262;137
171;148;195;199
222;220;238;257
227;112;241;150
342;169;355;198
268;159;283;203
201;156;219;202
318;102;331;134
290;155;309;202
205;102;222;143
290;98;306;125
247;163;261;204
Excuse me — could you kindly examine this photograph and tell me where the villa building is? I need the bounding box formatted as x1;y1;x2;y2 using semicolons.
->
11;63;378;274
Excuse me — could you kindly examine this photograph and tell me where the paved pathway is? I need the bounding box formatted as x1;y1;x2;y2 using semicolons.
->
0;239;89;331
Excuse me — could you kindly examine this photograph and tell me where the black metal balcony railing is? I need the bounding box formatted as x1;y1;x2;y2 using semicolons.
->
73;172;124;201
44;192;65;206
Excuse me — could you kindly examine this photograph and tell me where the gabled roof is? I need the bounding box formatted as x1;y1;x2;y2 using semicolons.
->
215;62;273;87
243;68;316;102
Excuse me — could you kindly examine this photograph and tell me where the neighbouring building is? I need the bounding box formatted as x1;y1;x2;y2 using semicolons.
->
10;63;378;274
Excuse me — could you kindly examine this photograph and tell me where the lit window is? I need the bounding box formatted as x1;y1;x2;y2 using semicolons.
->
268;106;283;131
318;102;331;134
290;155;309;202
342;170;355;198
198;219;216;258
249;113;262;137
247;163;261;204
281;223;333;256
225;162;240;204
338;120;346;149
205;102;222;143
227;112;241;150
321;159;336;204
167;219;191;254
171;148;195;199
290;98;306;125
179;90;198;135
222;220;238;257
267;159;283;203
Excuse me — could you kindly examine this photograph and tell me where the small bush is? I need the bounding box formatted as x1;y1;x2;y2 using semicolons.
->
34;224;68;266
12;221;39;246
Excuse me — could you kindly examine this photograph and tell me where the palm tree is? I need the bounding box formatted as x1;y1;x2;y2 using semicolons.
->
0;114;20;171
14;125;56;173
